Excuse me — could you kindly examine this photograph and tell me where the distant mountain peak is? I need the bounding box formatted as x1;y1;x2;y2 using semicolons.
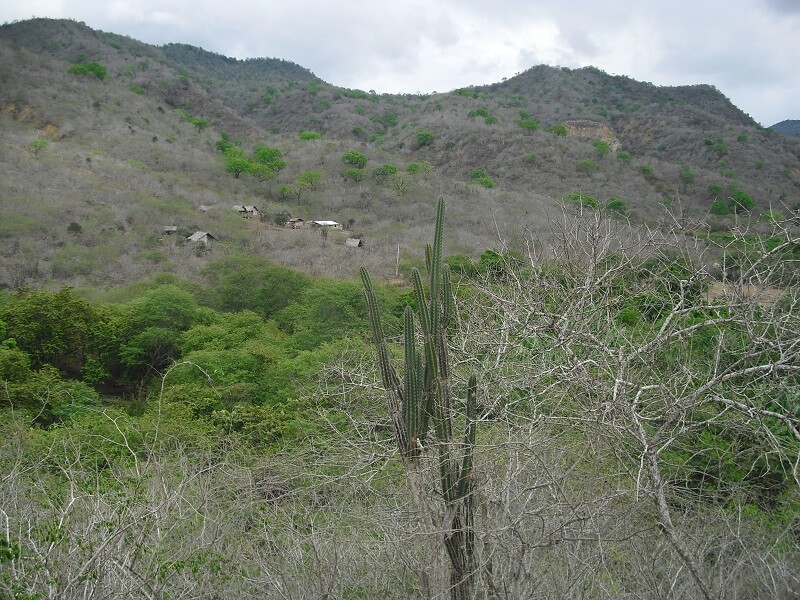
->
771;120;800;137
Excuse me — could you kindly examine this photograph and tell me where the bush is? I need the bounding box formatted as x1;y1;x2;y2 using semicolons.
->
730;188;754;213
299;130;321;140
640;164;654;176
129;84;146;95
343;168;365;182
525;153;538;163
549;124;568;136
680;166;695;184
341;150;367;168
565;191;599;209
416;130;434;146
517;118;540;131
604;197;628;214
592;140;611;156
710;198;731;215
484;115;499;125
67;62;107;80
406;162;421;174
371;164;397;182
707;183;723;196
578;160;599;172
467;107;490;118
616;151;632;162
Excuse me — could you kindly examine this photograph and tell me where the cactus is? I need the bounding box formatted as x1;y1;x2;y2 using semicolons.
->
361;196;477;599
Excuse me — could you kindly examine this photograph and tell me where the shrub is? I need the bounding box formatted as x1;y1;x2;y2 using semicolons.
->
343;168;365;182
29;139;48;157
129;84;146;95
707;183;723;196
371;164;398;182
474;176;496;188
640;164;654;176
604;197;628;214
299;130;321;140
406;162;421;174
484;115;499;125
416;130;434;146
525;153;538;163
680;166;695;184
737;132;749;143
616;151;632;162
468;107;490;118
549;124;568;136
578;159;599;171
341;150;367;168
517;118;540;131
710;198;731;215
592;140;611;156
565;191;599;209
730;188;754;213
67;62;107;80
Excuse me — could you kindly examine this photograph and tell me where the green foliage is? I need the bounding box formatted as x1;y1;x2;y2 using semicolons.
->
730;187;755;212
592;139;611;156
710;198;732;215
616;150;632;162
406;162;421;174
29;139;48;157
416;130;434;147
371;164;398;182
737;132;749;143
549;123;568;136
565;191;599;209
174;108;210;131
604;197;628;214
343;167;365;182
341;150;368;168
708;138;728;156
639;164;654;176
578;159;599;171
680;165;695;184
251;144;286;181
1;288;106;377
201;255;310;318
299;130;321;140
469;169;496;188
467;107;490;118
517;118;540;131
707;183;723;196
67;61;107;80
296;170;323;189
525;152;538;163
129;84;146;95
222;146;253;179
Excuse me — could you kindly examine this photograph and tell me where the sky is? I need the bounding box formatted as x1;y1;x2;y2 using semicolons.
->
2;0;798;126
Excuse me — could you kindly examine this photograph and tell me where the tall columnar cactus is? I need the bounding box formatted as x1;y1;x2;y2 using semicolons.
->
361;196;477;599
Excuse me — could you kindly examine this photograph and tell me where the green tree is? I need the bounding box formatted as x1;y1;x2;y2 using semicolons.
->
416;130;434;147
67;62;107;80
296;170;322;190
299;130;321;140
223;147;253;179
592;139;611;156
1;288;106;377
341;150;368;168
29;139;48;158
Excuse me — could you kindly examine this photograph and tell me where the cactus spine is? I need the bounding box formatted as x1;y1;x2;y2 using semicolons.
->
361;196;476;599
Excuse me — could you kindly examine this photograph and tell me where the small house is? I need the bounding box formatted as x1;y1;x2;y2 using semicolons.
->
345;238;365;248
187;231;216;246
232;205;260;219
286;217;306;229
311;220;342;230
162;225;178;235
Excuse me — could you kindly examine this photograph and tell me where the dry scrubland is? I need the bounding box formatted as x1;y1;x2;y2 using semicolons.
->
1;18;799;600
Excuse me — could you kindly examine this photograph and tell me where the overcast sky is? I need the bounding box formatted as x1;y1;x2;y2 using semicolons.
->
2;0;798;126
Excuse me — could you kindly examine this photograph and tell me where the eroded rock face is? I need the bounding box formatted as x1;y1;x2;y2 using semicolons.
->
564;119;621;151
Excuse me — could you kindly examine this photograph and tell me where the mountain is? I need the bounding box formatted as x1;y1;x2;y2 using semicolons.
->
771;120;800;137
1;17;799;289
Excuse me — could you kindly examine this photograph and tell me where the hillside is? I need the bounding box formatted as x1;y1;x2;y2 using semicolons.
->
1;17;799;289
772;119;800;138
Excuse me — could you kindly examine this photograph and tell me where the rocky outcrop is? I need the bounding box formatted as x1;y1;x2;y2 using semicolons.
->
563;119;621;151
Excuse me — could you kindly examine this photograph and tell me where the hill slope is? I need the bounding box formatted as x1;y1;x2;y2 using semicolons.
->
1;18;799;289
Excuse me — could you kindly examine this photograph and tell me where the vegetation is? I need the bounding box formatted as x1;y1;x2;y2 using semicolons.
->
67;61;107;80
415;129;434;146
